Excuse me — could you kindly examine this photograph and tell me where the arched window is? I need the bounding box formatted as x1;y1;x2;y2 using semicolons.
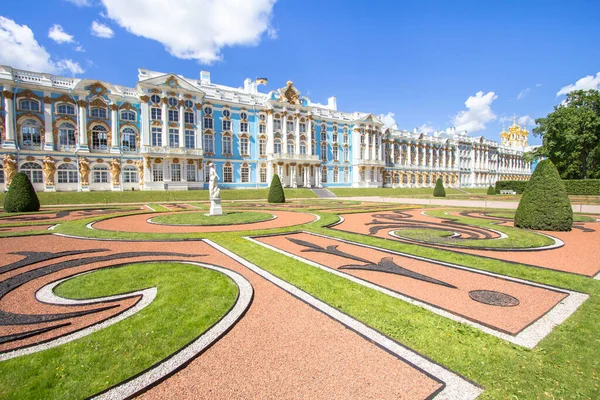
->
122;127;137;151
167;97;178;107
274;139;282;154
241;163;249;183
58;122;77;148
223;163;233;183
184;100;194;109
21;119;42;148
91;124;108;151
186;162;196;182
259;136;267;156
259;163;267;183
333;144;339;161
21;162;43;183
57;163;78;183
321;166;328;183
222;135;232;155
300;141;307;155
333;167;339;183
286;118;294;132
203;133;214;153
19;99;40;112
344;168;349;183
274;115;282;131
123;165;138;183
320;143;327;162
287;140;294;155
57;103;75;115
92;165;109;183
120;110;136;121
240;137;249;156
150;95;161;104
90;107;107;118
299;121;306;133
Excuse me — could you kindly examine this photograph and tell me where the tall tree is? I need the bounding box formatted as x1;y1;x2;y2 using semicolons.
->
534;89;600;179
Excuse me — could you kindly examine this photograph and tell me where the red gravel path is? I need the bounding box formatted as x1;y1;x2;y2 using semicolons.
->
256;232;567;335
334;209;600;277
92;210;317;233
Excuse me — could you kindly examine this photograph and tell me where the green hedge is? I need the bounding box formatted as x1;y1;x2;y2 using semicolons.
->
562;179;600;195
487;185;495;195
4;172;40;213
268;174;285;203
433;178;446;197
496;179;600;195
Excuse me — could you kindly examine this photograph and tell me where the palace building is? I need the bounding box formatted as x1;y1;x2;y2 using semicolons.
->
0;65;532;192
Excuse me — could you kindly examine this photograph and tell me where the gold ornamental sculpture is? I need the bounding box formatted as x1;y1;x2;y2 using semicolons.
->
3;154;17;187
78;157;90;186
42;156;56;186
110;158;121;185
278;81;301;105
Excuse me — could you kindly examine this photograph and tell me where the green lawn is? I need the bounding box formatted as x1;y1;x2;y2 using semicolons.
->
0;262;238;399
150;211;274;225
0;188;316;206
487;210;597;222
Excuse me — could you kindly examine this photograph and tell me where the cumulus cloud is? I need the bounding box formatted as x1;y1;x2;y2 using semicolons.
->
556;72;600;96
452;91;498;134
65;0;93;6
98;0;277;64
48;24;74;44
91;21;114;38
378;112;397;130
0;16;84;75
418;123;435;134
517;115;535;127
517;87;530;100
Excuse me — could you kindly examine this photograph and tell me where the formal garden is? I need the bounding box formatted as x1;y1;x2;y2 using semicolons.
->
0;156;599;400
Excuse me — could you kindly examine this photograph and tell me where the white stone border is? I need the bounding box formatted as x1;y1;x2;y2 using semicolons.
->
206;239;483;400
246;232;587;349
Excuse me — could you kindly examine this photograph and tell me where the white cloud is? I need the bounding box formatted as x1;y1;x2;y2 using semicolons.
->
48;24;74;44
378;112;397;130
516;87;530;100
65;0;93;6
74;45;85;52
0;17;84;75
91;21;114;38
98;0;277;64
536;83;543;87
418;123;435;134
556;72;600;96
452;91;498;134
517;115;535;127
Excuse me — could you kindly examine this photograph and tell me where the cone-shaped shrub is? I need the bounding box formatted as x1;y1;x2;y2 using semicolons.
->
433;178;446;197
514;159;572;231
268;174;285;203
4;172;40;213
487;185;496;195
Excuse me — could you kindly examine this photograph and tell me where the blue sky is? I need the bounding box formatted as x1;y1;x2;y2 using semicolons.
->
1;0;599;145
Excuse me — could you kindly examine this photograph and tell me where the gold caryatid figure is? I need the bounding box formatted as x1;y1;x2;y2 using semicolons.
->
3;154;17;187
278;81;301;105
42;156;56;186
78;157;90;186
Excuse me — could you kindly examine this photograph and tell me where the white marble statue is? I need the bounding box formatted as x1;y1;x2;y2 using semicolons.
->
208;162;223;215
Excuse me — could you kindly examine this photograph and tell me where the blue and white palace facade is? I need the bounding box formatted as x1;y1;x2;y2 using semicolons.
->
0;65;532;192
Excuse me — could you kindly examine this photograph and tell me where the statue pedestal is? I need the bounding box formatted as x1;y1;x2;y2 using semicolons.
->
209;198;223;216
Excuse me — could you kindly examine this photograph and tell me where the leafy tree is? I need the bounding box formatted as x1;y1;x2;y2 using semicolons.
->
4;172;40;213
268;174;285;203
487;185;496;195
514;159;572;231
433;178;446;197
534;89;600;179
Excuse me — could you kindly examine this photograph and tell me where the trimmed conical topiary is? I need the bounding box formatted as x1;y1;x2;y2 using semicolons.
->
268;174;285;203
514;159;572;231
4;172;40;213
487;185;496;195
433;178;446;197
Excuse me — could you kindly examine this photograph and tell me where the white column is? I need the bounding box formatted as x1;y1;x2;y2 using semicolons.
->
43;94;53;151
141;98;150;147
317;167;322;188
77;99;88;151
3;90;16;148
366;131;371;160
267;161;273;185
266;111;274;154
178;101;185;148
378;134;383;161
295;114;300;154
110;103;119;153
161;95;168;147
390;141;396;165
195;104;203;150
307;117;313;156
407;144;412;166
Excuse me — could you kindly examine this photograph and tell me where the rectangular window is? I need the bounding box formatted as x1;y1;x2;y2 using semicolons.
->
185;130;195;149
259;139;266;156
222;120;231;131
240;122;248;133
259;124;266;134
224;166;233;183
274;119;281;130
299;123;306;133
169;128;179;148
203;134;214;153
321;144;327;162
168;109;179;122
203;117;213;129
184;111;194;124
241;167;249;183
344;169;349;183
321;168;327;183
171;163;181;181
153;164;163;182
333;146;339;161
151;108;162;120
58;170;78;183
93;170;108;183
186;164;196;181
333;169;339;183
151;127;162;147
240;137;249;156
344;148;349;162
286;121;294;132
123;169;138;183
260;167;267;183
223;137;232;155
205;167;210;183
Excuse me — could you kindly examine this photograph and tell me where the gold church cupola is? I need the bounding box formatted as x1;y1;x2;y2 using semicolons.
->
501;115;529;149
